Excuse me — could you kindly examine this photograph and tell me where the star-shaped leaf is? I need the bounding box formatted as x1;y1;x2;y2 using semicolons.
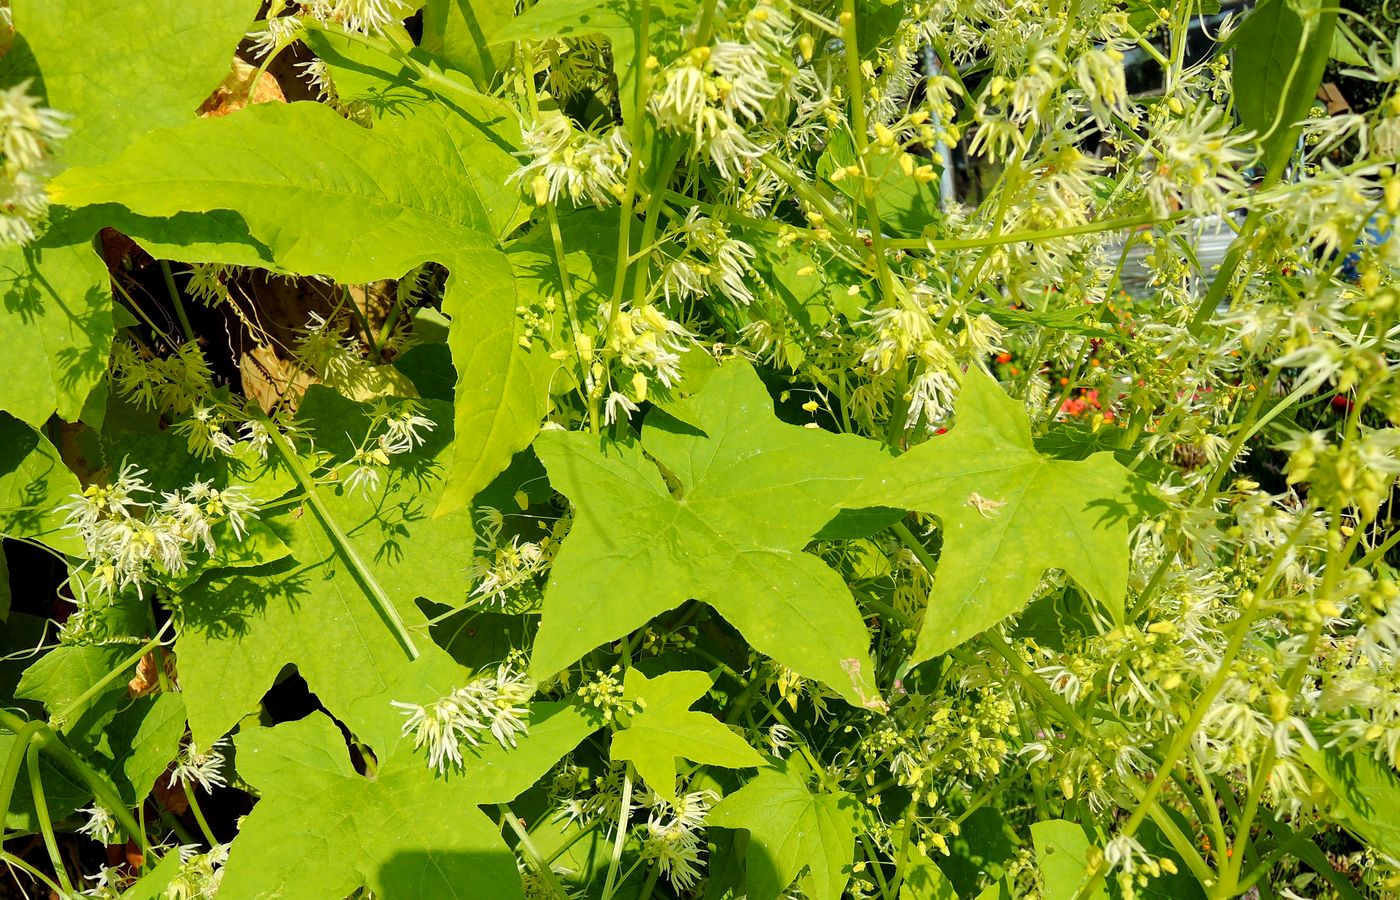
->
531;360;889;707
221;704;596;899
844;368;1153;663
709;766;858;900
612;669;763;802
178;392;477;748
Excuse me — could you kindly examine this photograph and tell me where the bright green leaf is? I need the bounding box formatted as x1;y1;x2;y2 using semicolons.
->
845;367;1152;663
1302;745;1400;857
0;413;82;554
531;359;888;708
221;705;594;898
709;765;858;900
898;844;958;900
0;226;114;428
612;669;763;803
13;0;258;166
1032;820;1105;900
1232;0;1338;172
423;0;517;87
176;390;476;748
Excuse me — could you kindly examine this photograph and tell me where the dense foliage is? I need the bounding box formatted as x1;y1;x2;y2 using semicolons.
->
0;0;1398;898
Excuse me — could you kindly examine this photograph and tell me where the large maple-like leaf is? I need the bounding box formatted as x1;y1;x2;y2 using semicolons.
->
709;765;858;900
611;669;763;802
220;704;596;899
50;100;542;512
530;360;889;708
177;391;476;748
844;368;1152;663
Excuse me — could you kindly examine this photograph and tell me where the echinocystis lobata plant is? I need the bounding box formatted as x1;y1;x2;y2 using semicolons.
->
0;0;1399;897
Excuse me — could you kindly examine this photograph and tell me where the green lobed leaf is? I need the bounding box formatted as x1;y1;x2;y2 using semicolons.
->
221;705;594;899
611;669;763;803
530;359;889;708
709;765;858;900
1301;745;1400;857
0;413;82;554
50;101;498;282
12;0;259;166
1031;819;1105;900
897;844;958;900
422;0;518;87
177;391;478;748
1231;0;1338;172
0;225;114;429
844;367;1153;663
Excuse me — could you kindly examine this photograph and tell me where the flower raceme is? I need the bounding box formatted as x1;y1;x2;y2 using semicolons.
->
393;664;535;774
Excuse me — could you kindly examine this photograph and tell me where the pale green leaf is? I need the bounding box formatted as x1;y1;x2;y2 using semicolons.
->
222;706;593;898
177;391;477;748
1301;746;1400;857
0;414;82;554
898;845;957;900
845;367;1151;663
709;766;858;900
50;101;498;283
0;227;114;428
1232;0;1338;171
1032;820;1105;900
423;0;517;87
12;0;258;165
612;669;763;803
530;359;888;708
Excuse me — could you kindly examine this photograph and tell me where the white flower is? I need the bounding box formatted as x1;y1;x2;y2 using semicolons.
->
393;663;535;774
0;79;68;245
378;400;436;454
511;116;630;208
247;13;305;60
170;739;229;793
604;391;639;425
77;803;121;844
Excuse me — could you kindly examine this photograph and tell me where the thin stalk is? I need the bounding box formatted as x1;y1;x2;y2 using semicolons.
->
500;805;571;900
0;848;68;896
258;411;420;659
159;260;196;344
57;622;172;735
599;769;635;900
27;745;73;895
839;0;896;305
186;787;219;848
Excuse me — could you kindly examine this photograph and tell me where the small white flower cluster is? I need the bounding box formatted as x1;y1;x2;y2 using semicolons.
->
649;2;797;177
63;466;258;598
512;115;631;208
0;79;68;246
166;842;231;900
76;803;121;845
392;663;534;774
111;340;218;416
658;211;759;307
343;398;437;497
467;507;554;611
599;303;694;418
169;738;231;793
640;790;717;891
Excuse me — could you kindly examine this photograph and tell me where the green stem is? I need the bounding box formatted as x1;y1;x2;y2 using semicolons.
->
258;412;420;659
186;786;218;848
159;260;196;344
56;623;172;735
500;805;570;900
27;745;73;895
600;767;635;900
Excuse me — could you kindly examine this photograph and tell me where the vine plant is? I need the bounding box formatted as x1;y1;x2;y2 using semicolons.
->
0;0;1398;897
